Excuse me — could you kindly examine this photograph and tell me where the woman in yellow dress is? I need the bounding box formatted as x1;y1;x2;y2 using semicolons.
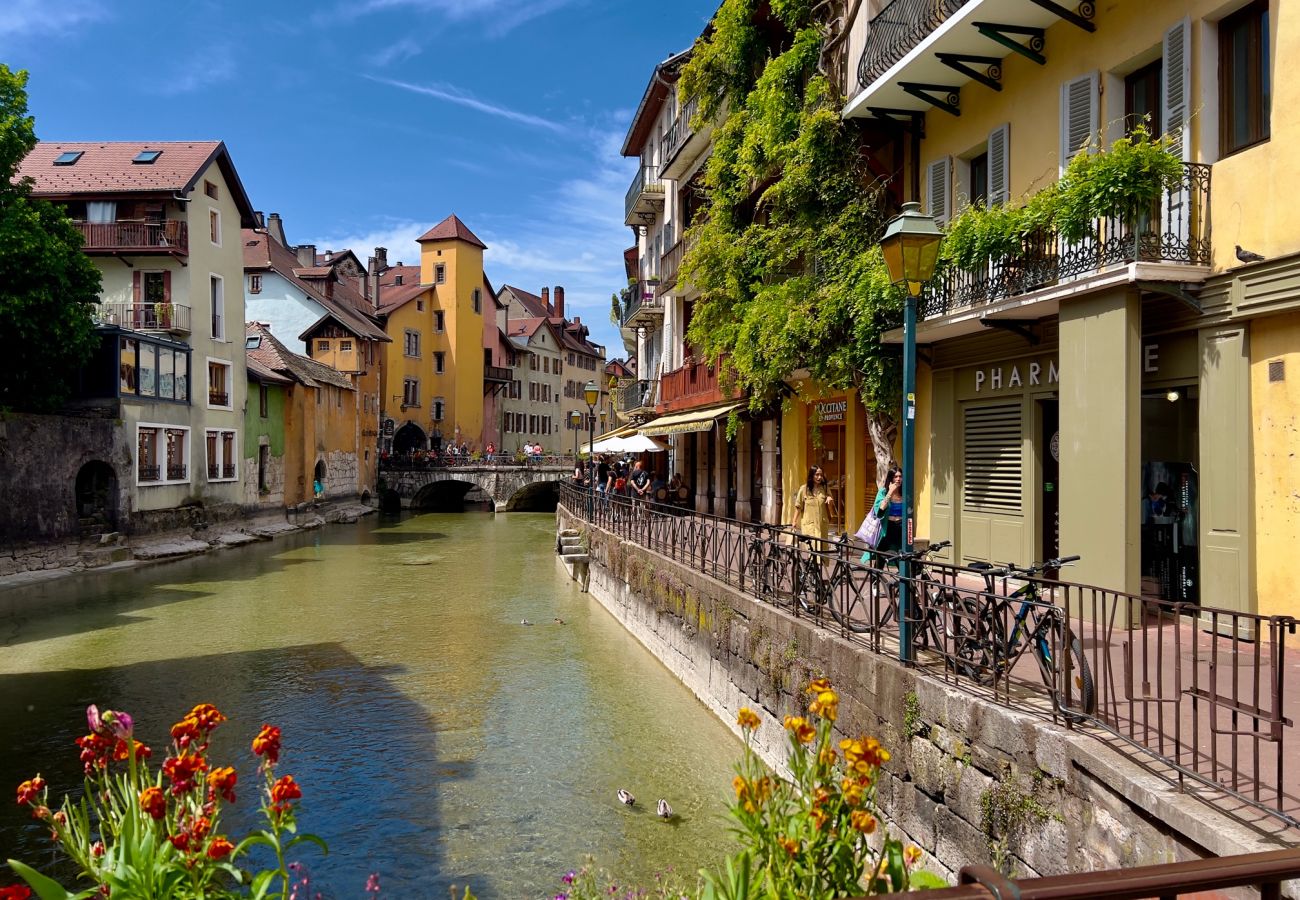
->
793;466;836;542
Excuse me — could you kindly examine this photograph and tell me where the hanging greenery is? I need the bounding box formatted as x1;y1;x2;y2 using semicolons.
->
678;0;905;474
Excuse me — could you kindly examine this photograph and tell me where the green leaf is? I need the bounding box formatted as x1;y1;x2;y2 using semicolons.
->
286;832;328;855
908;869;950;890
7;859;77;900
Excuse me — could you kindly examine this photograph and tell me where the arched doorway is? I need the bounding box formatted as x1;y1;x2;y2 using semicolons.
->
393;422;427;457
314;460;327;499
75;461;118;534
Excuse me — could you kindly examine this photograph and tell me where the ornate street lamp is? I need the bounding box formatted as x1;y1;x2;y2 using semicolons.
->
879;200;943;664
568;409;582;461
584;381;600;520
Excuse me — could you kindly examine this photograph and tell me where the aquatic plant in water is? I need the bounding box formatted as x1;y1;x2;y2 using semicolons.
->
7;704;326;899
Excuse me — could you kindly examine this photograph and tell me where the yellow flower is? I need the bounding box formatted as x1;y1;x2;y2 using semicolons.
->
811;808;828;831
777;836;799;856
807;677;832;695
809;689;838;722
783;716;815;744
818;745;837;767
841;779;864;807
905;845;923;867
851;810;877;834
733;775;748;800
736;708;761;731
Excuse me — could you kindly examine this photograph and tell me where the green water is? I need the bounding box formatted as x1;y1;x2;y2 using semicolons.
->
0;513;741;898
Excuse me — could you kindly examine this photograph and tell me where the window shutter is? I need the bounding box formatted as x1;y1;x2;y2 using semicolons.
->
1162;17;1191;158
962;403;1023;513
162;270;171;304
1060;73;1099;169
926;157;951;225
988;124;1010;206
132;271;142;303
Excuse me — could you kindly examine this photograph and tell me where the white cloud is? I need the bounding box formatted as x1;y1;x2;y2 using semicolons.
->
363;75;565;134
310;218;432;266
150;45;237;96
332;0;580;37
0;0;105;45
367;36;422;67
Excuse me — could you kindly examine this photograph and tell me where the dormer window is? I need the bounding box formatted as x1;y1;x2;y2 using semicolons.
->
54;151;84;166
395;274;404;285
133;150;162;164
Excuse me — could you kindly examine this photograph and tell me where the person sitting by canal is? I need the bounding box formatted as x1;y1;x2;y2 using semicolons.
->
313;478;324;501
793;466;835;543
865;467;905;569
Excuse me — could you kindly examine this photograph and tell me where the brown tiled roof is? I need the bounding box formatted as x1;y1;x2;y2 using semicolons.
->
247;356;292;385
500;284;549;318
376;282;432;314
378;264;421;287
246;323;355;390
293;266;333;278
19;141;257;225
416;214;487;249
243;230;389;342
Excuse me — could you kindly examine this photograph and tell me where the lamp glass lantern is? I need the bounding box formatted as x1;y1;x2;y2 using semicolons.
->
880;201;944;297
583;381;600;409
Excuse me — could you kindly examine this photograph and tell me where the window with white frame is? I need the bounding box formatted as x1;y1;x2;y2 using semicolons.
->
137;424;190;485
209;208;221;246
435;264;446;284
207;360;232;407
404;329;420;357
206;429;238;481
403;377;420;407
210;275;225;340
248;273;262;294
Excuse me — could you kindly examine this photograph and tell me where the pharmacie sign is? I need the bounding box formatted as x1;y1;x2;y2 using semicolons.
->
972;358;1059;394
813;399;848;422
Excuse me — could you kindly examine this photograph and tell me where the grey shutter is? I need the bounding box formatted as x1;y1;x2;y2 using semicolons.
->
962;403;1023;514
926;157;951;225
1059;73;1099;170
1162;17;1191;157
988;124;1010;207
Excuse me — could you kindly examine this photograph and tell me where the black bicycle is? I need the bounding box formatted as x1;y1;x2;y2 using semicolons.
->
744;522;788;600
958;556;1097;718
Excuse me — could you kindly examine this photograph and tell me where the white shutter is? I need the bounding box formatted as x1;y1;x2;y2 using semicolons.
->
1162;17;1191;158
988;124;1010;206
1059;73;1099;170
926;157;951;225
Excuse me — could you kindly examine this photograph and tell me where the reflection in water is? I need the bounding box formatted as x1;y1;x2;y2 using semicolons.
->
0;513;740;898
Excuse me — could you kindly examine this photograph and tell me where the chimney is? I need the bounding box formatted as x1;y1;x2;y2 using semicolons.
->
374;246;388;271
253;210;266;230
367;255;381;311
295;244;316;267
325;250;333;261
541;287;550;314
267;212;287;247
554;286;565;319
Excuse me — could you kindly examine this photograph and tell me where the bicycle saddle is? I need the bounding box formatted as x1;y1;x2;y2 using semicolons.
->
967;561;995;571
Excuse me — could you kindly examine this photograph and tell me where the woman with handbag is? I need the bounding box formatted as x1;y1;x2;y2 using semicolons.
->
861;466;904;568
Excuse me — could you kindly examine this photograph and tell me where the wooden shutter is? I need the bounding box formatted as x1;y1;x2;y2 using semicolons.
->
962;403;1023;514
162;270;171;303
988;124;1010;206
1162;17;1191;158
926;157;951;225
132;271;142;303
1059;73;1099;169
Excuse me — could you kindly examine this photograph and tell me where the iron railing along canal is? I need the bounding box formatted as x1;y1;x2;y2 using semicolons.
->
559;483;1298;829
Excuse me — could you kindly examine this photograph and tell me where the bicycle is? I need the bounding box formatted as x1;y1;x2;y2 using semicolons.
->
744;522;787;600
958;556;1097;718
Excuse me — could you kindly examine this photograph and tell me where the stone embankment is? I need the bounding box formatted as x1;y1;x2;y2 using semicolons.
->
556;506;1300;896
0;501;374;588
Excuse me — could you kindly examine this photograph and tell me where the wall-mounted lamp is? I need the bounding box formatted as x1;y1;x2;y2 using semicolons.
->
1166;390;1180;403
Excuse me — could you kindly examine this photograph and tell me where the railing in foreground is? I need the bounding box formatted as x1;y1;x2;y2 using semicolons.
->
899;847;1300;900
558;484;1299;829
381;454;577;470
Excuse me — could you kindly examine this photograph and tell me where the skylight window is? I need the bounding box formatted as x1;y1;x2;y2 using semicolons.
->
246;336;261;349
54;151;84;166
132;150;163;164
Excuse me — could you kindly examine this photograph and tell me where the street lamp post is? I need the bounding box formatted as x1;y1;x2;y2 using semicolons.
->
879;200;943;665
568;410;582;463
584;381;600;521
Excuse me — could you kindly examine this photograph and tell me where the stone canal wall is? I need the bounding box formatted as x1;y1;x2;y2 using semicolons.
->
556;507;1298;890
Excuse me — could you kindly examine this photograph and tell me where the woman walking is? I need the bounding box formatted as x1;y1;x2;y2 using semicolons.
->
865;467;905;568
793;466;836;543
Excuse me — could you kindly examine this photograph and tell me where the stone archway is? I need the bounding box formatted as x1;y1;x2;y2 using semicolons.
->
75;460;118;535
393;422;427;456
411;480;477;512
505;480;560;512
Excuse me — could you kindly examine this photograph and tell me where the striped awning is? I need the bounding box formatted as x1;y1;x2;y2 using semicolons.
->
639;402;743;437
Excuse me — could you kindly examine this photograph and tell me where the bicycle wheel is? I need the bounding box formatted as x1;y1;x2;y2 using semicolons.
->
824;563;874;634
951;594;1002;684
1036;620;1096;719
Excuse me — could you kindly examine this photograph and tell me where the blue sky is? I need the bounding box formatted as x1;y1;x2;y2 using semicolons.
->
3;0;715;355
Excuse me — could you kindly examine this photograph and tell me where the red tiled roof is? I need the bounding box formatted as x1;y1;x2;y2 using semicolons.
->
247;356;293;385
378;265;421;287
416;214;486;249
19;141;257;225
293;266;333;278
500;284;549;318
246;323;355;390
376;282;432;314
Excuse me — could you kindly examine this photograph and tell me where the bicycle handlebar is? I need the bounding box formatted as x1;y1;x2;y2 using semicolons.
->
988;554;1081;579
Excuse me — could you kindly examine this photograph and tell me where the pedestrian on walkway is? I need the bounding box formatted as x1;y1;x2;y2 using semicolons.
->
793;466;835;543
865;466;904;569
630;459;652;511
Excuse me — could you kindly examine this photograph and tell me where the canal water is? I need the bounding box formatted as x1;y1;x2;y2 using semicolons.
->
0;513;742;898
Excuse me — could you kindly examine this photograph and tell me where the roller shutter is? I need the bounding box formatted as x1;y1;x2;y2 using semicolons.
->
962;403;1022;514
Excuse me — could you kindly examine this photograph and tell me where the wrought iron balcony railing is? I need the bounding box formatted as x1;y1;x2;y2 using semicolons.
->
223;464;236;479
95;301;192;335
208;391;230;407
621;282;663;327
616;378;655;414
138;465;160;483
660;96;699;168
75;220;189;255
624;164;664;223
166;464;187;481
857;0;972;89
922;161;1212;320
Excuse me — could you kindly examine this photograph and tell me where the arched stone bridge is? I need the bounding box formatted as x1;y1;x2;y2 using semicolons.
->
379;463;571;512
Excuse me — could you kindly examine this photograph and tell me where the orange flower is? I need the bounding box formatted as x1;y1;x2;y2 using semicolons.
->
811;808;828;831
818;745;837;767
732;775;747;800
904;845;923;867
75;733;113;774
139;786;167;820
840;736;890;773
162;753;209;795
807;677;832;695
187;704;226;732
808;689;838;722
736;708;761;731
777;836;799;856
206;767;237;804
170;718;202;748
782;715;816;744
252;725;281;766
206;837;234;860
270;775;301;812
113;739;151;762
15;776;45;806
850;810;877;834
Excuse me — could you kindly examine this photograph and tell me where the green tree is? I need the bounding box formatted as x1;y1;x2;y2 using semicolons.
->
678;0;904;477
0;64;100;412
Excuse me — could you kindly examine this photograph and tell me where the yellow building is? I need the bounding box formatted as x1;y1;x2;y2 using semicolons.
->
841;0;1291;614
375;215;490;454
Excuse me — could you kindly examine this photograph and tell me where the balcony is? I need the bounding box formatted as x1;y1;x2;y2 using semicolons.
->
75;220;189;256
658;239;685;296
624;164;665;226
857;0;971;88
615;378;656;421
661;96;712;182
166;464;187;481
922;161;1212;322
484;364;512;384
658;357;743;414
622;281;664;328
208;391;229;407
138;465;160;483
95;301;192;337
